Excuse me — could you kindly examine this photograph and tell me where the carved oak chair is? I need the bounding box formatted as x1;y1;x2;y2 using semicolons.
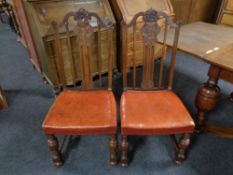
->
42;9;117;166
120;9;195;167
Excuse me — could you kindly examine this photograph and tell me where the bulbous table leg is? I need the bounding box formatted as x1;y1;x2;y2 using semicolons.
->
195;83;220;132
195;65;222;132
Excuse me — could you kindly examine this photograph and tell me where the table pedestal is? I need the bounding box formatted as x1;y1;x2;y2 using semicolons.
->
195;65;221;132
195;65;233;138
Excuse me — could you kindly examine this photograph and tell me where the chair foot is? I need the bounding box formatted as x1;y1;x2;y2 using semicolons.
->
120;135;128;167
47;135;63;167
175;133;191;165
109;134;118;165
42;76;48;84
230;92;233;103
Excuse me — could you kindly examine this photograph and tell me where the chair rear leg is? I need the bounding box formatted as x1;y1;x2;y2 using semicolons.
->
230;92;233;102
120;135;128;167
47;134;63;166
175;133;191;165
109;134;118;165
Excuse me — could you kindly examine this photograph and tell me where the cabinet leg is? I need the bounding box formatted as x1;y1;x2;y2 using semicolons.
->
195;83;220;132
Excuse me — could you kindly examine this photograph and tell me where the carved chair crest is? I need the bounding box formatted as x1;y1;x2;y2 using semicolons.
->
123;8;180;89
50;8;114;90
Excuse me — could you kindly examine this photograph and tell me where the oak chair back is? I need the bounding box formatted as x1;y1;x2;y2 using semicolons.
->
121;9;180;90
51;8;114;91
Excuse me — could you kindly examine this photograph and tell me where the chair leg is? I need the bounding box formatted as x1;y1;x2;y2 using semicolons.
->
47;134;63;167
230;92;233;103
120;135;128;167
175;133;191;165
109;134;118;165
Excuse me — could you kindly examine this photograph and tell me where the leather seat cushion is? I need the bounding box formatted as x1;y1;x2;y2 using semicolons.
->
121;90;195;135
42;90;117;135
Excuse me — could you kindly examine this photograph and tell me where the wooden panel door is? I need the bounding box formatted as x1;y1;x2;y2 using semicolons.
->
170;0;219;24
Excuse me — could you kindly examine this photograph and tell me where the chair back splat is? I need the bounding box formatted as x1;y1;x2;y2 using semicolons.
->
122;8;180;90
51;8;114;91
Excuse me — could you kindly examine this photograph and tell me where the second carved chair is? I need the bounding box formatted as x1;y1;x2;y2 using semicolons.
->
120;9;195;167
42;9;117;166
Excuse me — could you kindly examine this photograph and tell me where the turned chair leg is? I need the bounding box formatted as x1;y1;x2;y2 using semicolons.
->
109;134;118;165
230;92;233;103
175;133;191;165
47;134;63;166
120;135;128;167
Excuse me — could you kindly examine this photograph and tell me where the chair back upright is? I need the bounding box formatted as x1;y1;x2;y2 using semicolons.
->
51;8;114;91
122;8;180;90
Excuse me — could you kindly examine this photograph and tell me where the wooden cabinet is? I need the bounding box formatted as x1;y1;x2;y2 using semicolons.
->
170;0;219;24
20;0;116;93
12;0;42;73
10;0;27;47
217;0;233;26
110;0;174;69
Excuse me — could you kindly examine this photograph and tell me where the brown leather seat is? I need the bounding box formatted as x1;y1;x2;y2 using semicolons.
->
42;90;117;135
121;90;195;135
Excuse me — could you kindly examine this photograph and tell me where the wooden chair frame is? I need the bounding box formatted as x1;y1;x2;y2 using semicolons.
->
120;9;194;166
44;8;117;166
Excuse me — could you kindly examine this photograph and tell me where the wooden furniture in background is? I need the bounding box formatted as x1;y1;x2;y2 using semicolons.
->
217;0;233;26
0;86;8;110
0;0;19;33
42;9;117;166
9;0;26;47
109;0;174;69
12;0;42;73
170;0;219;24
162;22;233;138
120;9;195;167
0;1;5;23
23;0;117;93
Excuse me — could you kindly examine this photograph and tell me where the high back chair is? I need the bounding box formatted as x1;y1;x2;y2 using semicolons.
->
42;8;117;167
120;9;195;167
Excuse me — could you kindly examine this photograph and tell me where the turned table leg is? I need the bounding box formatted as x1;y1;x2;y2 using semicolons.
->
195;65;221;132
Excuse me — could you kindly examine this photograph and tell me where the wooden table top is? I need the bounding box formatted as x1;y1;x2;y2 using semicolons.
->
163;22;233;71
204;43;233;72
